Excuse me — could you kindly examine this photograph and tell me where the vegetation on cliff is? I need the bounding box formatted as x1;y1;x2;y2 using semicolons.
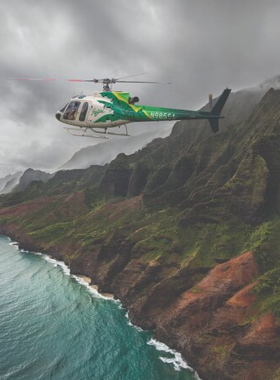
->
1;86;280;379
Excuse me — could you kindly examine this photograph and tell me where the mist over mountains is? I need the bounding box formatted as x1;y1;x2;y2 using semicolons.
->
59;126;172;170
1;74;280;197
2;74;280;379
59;74;280;172
0;172;22;194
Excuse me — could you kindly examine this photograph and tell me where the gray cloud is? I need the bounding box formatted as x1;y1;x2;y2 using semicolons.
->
0;0;280;177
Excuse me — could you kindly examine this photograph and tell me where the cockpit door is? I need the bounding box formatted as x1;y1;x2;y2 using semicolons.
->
79;102;89;122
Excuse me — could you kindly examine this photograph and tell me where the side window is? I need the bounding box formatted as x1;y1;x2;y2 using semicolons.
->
79;102;89;122
63;101;80;120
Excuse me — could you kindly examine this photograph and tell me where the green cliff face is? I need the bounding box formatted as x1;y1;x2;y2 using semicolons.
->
1;87;280;380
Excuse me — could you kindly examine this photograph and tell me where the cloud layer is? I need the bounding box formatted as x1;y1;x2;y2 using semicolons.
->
0;0;280;176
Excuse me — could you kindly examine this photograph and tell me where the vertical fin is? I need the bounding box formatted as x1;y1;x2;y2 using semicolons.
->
210;88;231;116
209;119;219;133
208;88;231;133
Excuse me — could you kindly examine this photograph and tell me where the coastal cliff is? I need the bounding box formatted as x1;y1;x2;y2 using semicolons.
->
1;87;280;379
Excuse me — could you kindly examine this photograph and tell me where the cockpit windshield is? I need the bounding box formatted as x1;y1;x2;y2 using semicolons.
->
63;101;81;120
59;103;69;113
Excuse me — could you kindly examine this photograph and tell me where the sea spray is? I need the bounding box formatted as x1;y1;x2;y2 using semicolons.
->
38;248;200;376
17;240;201;377
1;236;200;380
125;311;143;331
147;338;201;378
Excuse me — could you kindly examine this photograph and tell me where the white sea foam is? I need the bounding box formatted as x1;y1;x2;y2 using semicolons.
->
72;273;118;301
40;253;119;302
7;236;200;378
125;311;143;331
43;255;71;276
7;236;118;302
109;284;199;377
32;252;43;256
147;338;201;378
127;320;143;332
9;241;19;250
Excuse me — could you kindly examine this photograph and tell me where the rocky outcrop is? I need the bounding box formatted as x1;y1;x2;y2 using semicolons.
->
154;252;279;380
14;168;53;192
1;216;279;380
2;84;280;379
217;153;270;224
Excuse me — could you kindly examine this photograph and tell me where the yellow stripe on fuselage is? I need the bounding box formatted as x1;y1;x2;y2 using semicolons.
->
112;92;152;120
112;91;141;112
143;110;152;119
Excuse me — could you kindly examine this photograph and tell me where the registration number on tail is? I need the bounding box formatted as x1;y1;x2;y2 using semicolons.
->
150;112;176;120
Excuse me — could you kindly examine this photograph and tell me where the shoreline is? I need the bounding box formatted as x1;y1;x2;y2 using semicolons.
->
78;275;115;299
87;281;115;299
3;234;200;379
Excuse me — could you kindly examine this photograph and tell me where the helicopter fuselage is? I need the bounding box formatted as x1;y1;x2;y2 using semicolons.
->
56;91;217;126
55;89;231;137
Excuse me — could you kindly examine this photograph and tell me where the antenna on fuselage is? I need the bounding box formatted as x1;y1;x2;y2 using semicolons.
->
209;93;213;110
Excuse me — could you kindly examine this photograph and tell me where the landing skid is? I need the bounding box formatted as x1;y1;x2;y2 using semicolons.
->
64;125;130;139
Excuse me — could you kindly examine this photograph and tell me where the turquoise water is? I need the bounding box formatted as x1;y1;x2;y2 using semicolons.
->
0;235;198;380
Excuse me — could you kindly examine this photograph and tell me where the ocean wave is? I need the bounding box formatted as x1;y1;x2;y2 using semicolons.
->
43;255;71;276
71;274;117;301
4;237;200;379
1;235;200;380
125;311;143;332
7;236;118;302
9;242;19;250
32;251;43;256
7;237;120;303
39;253;119;302
147;338;201;378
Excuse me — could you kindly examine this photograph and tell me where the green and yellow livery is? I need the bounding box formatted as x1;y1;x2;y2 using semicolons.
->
56;88;231;138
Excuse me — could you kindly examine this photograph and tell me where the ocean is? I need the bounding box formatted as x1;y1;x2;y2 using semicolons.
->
0;235;199;380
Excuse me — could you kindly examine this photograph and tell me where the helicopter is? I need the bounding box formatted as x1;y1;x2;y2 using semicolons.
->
11;75;231;139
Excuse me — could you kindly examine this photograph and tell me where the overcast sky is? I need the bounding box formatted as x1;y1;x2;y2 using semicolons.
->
0;0;280;177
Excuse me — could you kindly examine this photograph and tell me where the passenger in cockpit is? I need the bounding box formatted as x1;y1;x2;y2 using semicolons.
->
128;96;139;105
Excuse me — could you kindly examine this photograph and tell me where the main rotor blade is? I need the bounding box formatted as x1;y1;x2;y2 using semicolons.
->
116;80;171;84
7;77;171;85
115;73;148;80
68;79;97;82
69;74;149;82
8;78;57;81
